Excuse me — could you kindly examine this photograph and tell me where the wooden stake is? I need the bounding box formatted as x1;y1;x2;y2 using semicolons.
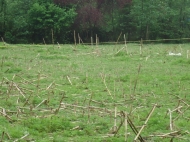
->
1;37;5;45
187;50;189;59
96;34;98;48
51;29;54;46
168;109;173;131
43;38;46;45
78;33;80;44
91;37;93;47
114;106;117;131
74;30;76;48
140;38;143;55
124;34;128;54
125;112;128;141
57;42;61;49
1;56;5;70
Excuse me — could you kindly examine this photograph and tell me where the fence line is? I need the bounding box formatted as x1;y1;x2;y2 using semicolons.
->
80;37;190;45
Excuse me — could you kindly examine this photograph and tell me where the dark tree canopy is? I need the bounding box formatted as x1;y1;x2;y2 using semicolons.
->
1;0;190;43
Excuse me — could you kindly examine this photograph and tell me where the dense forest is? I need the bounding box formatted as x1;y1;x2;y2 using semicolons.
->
0;0;190;43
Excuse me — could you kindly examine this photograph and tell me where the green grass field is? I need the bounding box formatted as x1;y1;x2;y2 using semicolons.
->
0;42;190;141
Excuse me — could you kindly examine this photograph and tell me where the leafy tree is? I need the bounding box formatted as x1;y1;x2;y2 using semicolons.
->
28;2;76;43
0;0;7;37
53;0;131;41
1;0;190;43
5;0;33;43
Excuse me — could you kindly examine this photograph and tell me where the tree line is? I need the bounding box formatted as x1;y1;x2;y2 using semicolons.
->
0;0;190;44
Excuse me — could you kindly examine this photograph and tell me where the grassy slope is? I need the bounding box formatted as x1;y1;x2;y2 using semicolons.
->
0;42;190;141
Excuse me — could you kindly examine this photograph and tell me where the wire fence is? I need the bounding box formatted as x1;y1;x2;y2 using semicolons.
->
79;37;190;45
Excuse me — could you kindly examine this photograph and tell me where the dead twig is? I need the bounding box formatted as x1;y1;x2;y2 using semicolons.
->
46;81;55;90
113;111;125;137
134;104;157;141
115;47;125;55
127;115;145;142
168;109;173;131
132;64;142;98
13;82;26;98
67;76;72;85
54;92;65;114
35;99;47;109
1;131;11;141
0;109;12;122
101;74;113;100
149;130;183;138
13;133;29;142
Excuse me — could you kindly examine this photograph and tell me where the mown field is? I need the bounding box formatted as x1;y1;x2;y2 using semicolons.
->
0;42;190;142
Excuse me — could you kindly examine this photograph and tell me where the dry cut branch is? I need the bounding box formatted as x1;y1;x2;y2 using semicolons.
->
0;108;13;122
134;104;157;141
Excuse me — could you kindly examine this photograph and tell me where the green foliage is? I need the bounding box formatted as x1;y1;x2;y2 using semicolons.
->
23;116;72;133
181;74;190;81
119;74;130;82
2;0;76;43
28;2;76;43
1;0;190;42
173;59;190;65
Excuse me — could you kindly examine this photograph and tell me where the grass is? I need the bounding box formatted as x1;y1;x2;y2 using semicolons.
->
0;42;190;141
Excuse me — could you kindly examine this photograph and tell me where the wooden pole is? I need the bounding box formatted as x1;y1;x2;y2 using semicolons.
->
91;37;93;47
78;33;80;44
140;38;143;55
1;37;5;45
187;50;189;59
43;38;46;45
124;34;128;54
1;56;5;70
125;112;128;141
116;32;122;44
96;34;98;48
74;30;76;48
51;29;54;47
114;106;117;131
168;109;173;131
